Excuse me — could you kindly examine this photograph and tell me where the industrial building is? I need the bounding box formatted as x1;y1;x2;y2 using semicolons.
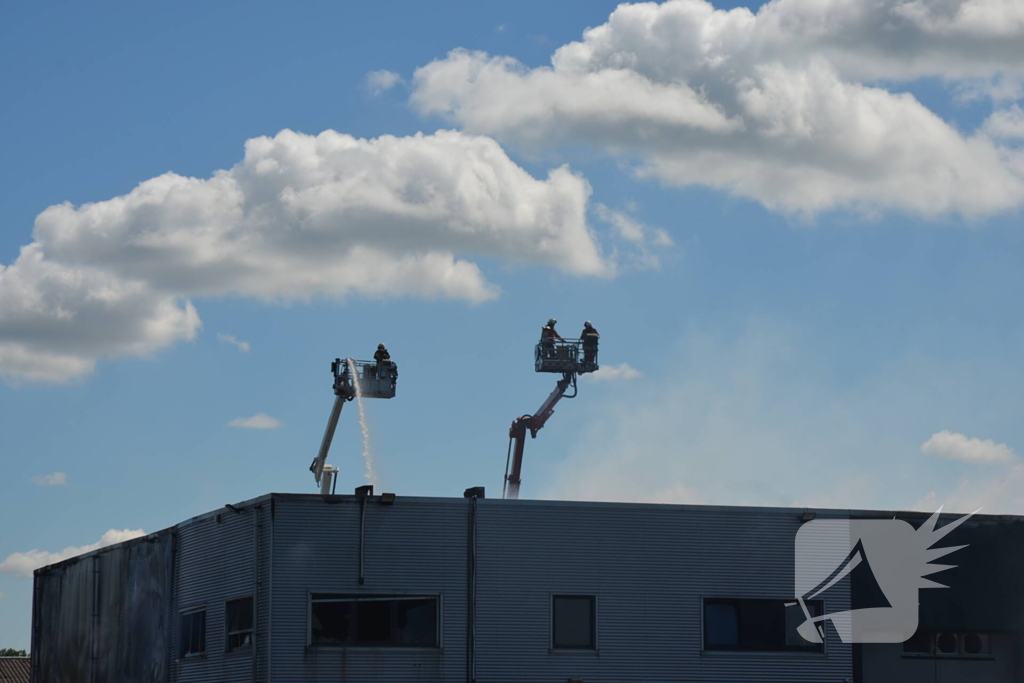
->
31;491;1024;683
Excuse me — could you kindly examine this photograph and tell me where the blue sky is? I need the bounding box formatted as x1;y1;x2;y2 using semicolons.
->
2;0;1023;649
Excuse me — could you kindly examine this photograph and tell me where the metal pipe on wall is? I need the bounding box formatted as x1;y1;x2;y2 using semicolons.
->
252;505;259;683
90;555;99;683
358;495;367;585
466;496;478;683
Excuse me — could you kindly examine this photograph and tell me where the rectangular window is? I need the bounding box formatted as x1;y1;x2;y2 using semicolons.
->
310;594;439;647
552;595;596;650
226;597;254;652
703;599;823;652
179;610;207;658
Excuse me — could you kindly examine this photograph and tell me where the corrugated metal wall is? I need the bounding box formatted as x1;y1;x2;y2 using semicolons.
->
171;502;266;683
267;495;851;683
33;494;854;683
270;495;468;683
32;531;174;683
473;500;852;683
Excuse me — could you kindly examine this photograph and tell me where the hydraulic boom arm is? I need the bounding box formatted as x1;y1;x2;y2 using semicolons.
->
309;358;355;490
503;373;576;500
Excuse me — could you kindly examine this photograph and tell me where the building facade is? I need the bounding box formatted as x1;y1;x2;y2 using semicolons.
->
30;493;1023;682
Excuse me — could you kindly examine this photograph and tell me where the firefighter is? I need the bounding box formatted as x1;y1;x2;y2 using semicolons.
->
540;318;563;358
580;321;600;364
374;343;393;378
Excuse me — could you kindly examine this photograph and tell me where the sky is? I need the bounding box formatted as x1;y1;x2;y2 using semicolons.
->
1;0;1023;650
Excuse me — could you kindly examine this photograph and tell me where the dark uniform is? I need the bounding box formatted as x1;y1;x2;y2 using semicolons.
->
540;319;563;357
581;323;600;364
374;345;393;378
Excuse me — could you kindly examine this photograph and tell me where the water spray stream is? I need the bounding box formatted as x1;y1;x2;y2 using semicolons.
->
347;358;378;486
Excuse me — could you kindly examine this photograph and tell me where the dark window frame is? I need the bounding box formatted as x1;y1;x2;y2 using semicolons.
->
702;598;824;653
551;594;598;651
178;608;207;659
308;593;441;649
225;596;254;653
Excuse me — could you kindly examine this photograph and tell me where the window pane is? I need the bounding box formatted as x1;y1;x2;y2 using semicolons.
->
784;601;822;648
356;600;393;644
227;597;253;632
311;602;353;645
705;604;739;649
179;611;206;657
740;599;782;650
311;595;439;647
197;612;206;654
705;600;823;653
553;596;594;649
395;599;437;646
226;597;253;651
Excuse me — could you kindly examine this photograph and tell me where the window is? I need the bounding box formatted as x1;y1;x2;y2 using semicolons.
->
226;597;254;652
703;599;823;652
310;594;438;647
179;610;207;658
552;595;596;650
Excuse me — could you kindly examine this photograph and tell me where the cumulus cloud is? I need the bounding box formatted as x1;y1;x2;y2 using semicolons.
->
1;129;612;384
412;0;1024;216
585;362;643;381
228;413;282;429
217;333;250;353
0;529;146;578
921;430;1015;463
30;472;67;486
984;104;1024;139
595;204;673;269
365;69;402;96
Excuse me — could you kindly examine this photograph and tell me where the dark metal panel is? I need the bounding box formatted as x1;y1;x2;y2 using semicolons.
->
32;531;174;683
269;495;468;683
172;506;258;683
473;500;852;683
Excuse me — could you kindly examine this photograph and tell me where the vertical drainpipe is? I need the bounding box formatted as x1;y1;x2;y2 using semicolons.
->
90;555;100;683
167;532;178;683
467;497;477;683
31;572;42;683
268;498;275;682
252;505;260;683
358;495;367;585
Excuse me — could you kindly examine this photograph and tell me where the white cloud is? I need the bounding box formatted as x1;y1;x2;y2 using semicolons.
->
217;332;250;353
984;104;1024;139
365;69;402;96
0;529;146;578
0;245;200;384
594;205;672;269
912;464;1024;514
30;472;67;486
2;129;611;384
921;430;1015;463
412;0;1024;216
228;413;282;430
539;321;1024;513
585;362;643;381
